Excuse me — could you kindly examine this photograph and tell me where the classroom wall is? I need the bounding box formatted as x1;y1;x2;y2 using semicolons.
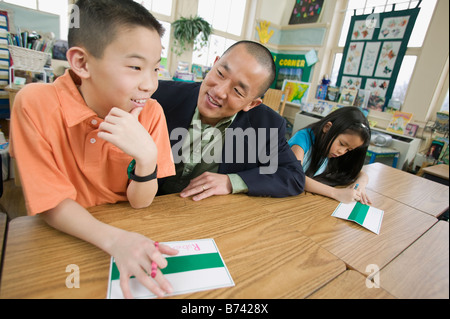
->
258;0;292;25
256;0;449;127
254;0;341;123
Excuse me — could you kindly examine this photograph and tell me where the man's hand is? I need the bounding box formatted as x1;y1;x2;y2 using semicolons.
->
180;172;232;201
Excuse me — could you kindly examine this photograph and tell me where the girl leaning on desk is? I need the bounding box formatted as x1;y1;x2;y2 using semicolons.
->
289;107;372;205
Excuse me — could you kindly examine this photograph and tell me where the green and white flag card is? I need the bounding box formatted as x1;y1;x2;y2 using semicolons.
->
107;238;234;299
332;201;384;235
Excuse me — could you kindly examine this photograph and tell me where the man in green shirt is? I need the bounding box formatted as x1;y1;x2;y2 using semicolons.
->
154;41;305;201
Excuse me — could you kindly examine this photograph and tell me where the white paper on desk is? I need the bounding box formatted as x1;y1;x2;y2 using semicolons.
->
106;238;234;299
332;201;384;234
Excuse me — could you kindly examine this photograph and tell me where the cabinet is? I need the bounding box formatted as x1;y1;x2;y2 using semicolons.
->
292;111;421;169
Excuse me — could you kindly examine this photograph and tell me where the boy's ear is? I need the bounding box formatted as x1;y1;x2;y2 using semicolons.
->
66;47;90;79
323;121;333;133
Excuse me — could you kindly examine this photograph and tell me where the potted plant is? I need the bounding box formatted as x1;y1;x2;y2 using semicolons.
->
171;15;212;56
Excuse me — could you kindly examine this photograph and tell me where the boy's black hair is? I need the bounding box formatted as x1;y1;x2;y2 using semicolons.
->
223;41;276;98
68;0;164;58
305;107;371;187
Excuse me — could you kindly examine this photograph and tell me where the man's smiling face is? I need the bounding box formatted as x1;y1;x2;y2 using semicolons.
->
197;45;269;126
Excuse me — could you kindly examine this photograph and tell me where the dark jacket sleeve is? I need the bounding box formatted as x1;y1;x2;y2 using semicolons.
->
220;106;305;197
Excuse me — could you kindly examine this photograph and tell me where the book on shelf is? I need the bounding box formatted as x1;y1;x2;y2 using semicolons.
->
367;95;385;112
386;111;413;135
427;138;449;163
338;88;358;106
315;84;328;100
435;111;449;133
354;89;371;108
325;86;339;102
404;123;419;137
438;141;449;164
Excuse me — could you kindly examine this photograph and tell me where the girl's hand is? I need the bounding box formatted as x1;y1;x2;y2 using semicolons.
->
355;184;372;205
111;230;178;299
334;187;360;204
335;184;372;205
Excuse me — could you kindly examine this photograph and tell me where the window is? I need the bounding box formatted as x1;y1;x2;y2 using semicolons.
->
159;20;171;69
135;0;172;16
198;0;246;36
333;0;438;105
194;0;247;67
38;0;68;41
133;1;173;69
390;55;416;102
330;53;343;86
441;90;449;112
192;34;236;67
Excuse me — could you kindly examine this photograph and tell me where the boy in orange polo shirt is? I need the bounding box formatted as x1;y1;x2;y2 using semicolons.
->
9;0;177;298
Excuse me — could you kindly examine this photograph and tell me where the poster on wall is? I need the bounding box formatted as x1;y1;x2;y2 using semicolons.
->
373;41;401;78
289;0;325;25
378;16;410;40
343;42;365;75
271;52;313;90
351;20;375;40
359;42;381;76
340;76;362;90
281;80;311;105
336;5;420;112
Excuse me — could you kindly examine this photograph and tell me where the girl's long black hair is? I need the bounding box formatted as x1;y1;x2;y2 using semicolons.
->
304;107;371;187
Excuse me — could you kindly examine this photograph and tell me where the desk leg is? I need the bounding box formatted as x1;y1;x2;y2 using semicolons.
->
392;154;399;168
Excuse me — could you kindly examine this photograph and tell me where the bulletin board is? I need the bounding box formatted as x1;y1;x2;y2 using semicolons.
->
289;0;325;25
336;4;420;111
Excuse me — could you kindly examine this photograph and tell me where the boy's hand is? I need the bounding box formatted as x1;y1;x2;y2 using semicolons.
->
112;230;179;299
98;107;157;163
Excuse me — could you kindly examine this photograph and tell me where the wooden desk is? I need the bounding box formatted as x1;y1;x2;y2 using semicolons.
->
363;163;449;218
420;164;449;186
379;221;449;299
252;190;437;277
307;270;395;299
1;186;445;299
421;164;449;180
0;194;345;299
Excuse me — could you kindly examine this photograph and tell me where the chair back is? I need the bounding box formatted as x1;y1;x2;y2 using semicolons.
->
262;87;290;116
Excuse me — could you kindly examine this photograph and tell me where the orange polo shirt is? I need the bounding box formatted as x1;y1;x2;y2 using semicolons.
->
10;70;175;215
